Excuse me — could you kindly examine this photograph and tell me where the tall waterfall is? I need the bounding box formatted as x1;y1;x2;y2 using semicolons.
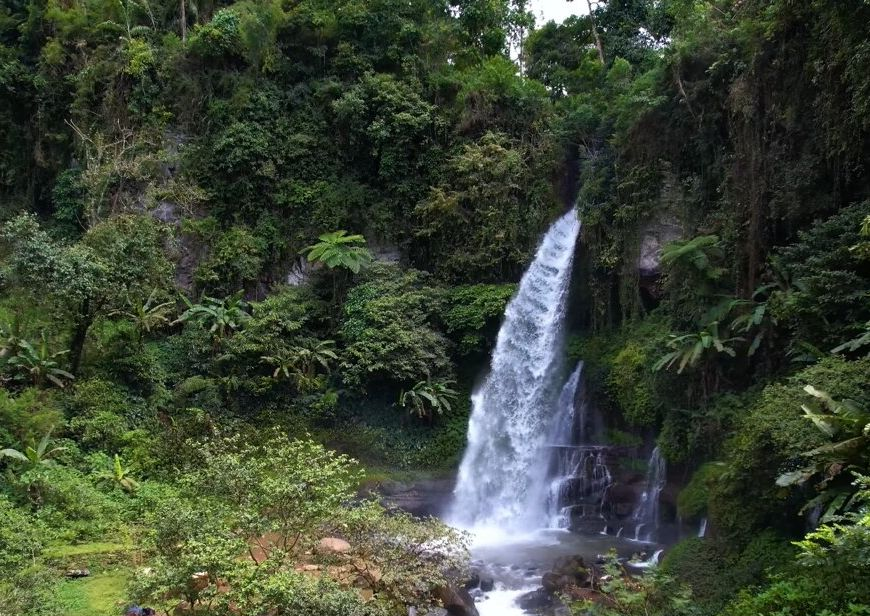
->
631;446;666;542
449;209;581;530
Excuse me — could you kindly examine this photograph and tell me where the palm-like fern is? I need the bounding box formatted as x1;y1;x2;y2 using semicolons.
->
175;291;251;344
111;289;175;342
653;322;743;374
660;235;726;281
400;378;459;419
98;454;139;493
777;386;870;522
302;230;373;274
261;339;338;391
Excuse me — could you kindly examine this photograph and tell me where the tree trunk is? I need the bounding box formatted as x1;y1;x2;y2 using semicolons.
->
180;0;187;42
586;0;606;65
69;300;93;376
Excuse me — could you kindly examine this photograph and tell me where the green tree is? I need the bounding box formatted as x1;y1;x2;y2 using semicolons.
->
0;214;172;373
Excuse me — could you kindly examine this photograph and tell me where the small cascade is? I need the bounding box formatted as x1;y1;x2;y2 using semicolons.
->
698;518;708;538
540;361;614;530
546;446;613;528
631;446;666;542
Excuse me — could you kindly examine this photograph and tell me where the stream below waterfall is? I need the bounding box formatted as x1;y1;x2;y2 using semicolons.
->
465;528;663;615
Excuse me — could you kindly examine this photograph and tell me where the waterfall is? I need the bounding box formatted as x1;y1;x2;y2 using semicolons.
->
541;362;613;529
631;446;666;542
698;518;707;538
449;209;581;530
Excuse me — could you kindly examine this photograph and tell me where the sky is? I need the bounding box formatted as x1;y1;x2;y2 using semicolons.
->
528;0;588;25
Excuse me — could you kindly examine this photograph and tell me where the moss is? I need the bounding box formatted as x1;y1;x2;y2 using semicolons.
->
608;343;659;425
677;463;725;520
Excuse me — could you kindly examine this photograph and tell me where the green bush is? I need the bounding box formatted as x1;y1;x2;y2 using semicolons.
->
710;357;870;540
663;531;794;615
340;265;452;392
194;225;266;295
0;389;64;447
189;8;243;60
65;379;138;453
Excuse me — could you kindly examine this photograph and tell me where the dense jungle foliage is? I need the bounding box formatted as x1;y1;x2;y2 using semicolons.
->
1;0;869;614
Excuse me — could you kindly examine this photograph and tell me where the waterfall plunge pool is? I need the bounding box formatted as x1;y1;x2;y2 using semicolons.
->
459;526;665;616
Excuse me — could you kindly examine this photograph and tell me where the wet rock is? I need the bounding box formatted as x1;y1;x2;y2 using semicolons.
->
435;585;480;616
542;572;573;593
463;570;480;590
479;577;494;592
378;478;456;517
551;555;589;584
65;569;90;578
518;589;553;611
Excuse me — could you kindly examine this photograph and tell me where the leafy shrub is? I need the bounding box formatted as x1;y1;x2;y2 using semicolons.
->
709;357;870;540
189;8;242;59
26;465;126;542
721;494;870;616
340;265;452;391
439;283;516;356
0;495;45;576
0;388;63;447
773;202;870;353
194;225;266;295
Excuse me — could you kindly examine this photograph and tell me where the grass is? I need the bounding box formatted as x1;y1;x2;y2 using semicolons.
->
56;568;132;616
44;541;133;558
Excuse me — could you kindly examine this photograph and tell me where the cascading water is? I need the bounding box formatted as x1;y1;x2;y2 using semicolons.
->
449;209;581;530
542;362;613;530
631;446;666;542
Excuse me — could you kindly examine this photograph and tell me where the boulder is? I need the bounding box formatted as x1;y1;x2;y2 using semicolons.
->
517;589;553;611
542;572;573;593
551;555;589;584
317;537;352;555
462;570;480;590
479;577;494;592
435;585;480;616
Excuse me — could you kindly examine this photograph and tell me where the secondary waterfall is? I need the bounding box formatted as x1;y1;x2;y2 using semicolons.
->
631;446;666;542
543;362;613;530
449;209;581;530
